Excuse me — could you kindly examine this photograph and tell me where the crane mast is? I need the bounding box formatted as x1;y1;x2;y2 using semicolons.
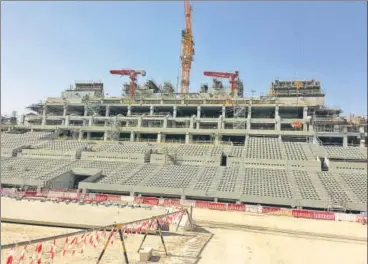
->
180;0;194;95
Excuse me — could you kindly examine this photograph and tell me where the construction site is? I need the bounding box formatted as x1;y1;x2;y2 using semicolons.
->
1;1;367;264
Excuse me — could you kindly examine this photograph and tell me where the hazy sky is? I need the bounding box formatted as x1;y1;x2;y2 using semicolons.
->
1;1;367;116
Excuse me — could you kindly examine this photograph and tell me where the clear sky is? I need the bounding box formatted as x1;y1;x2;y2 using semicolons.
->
1;1;367;116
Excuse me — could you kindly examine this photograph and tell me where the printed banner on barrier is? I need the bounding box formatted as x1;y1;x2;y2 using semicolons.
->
262;206;281;214
292;209;314;219
313;211;335;221
227;203;245;211
195;201;226;210
245;205;261;213
163;199;181;206
134;197;159;205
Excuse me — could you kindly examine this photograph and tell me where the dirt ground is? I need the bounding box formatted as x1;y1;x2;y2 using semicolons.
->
1;198;367;264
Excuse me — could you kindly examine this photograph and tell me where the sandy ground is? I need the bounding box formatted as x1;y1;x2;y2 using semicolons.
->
1;197;168;226
1;198;367;264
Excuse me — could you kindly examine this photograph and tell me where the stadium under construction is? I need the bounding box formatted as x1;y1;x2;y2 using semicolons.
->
1;1;367;214
1;77;367;213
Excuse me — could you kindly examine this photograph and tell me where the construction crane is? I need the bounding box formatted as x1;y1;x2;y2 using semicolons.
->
203;71;240;96
110;69;146;98
180;0;194;95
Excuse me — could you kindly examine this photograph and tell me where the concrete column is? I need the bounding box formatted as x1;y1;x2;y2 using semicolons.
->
150;106;154;115
84;105;88;116
343;136;348;147
105;105;110;126
196;121;200;129
42;105;47;126
65;116;70;126
88;116;93;126
138;117;142;127
79;131;83;140
127;106;132;116
360;139;365;148
87;132;91;140
275;106;279;118
222;106;226;118
163;116;168;128
130;131;135;142
214;134;220;145
190;116;195;129
275;106;280;131
157;133;162;144
303;106;308;131
197;106;201;119
104;132;108;141
247;106;251;130
173;106;177;118
218;116;222;129
185;133;192;144
303;106;308;119
63;105;68;116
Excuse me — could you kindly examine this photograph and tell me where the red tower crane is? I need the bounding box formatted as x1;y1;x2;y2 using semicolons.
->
203;71;240;96
110;69;146;98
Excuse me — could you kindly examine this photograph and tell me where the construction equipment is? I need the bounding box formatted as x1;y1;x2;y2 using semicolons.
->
180;1;194;95
110;69;146;98
203;71;240;96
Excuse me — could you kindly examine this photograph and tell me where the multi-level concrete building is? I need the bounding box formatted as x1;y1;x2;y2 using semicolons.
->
1;79;366;212
21;80;367;147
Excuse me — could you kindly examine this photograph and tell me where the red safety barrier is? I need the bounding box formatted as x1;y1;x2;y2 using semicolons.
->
95;194;108;202
23;191;38;197
106;195;121;202
195;201;226;210
312;211;335;221
227;203;245;211
292;209;314;219
134;197;160;205
262;206;281;214
163;199;181;206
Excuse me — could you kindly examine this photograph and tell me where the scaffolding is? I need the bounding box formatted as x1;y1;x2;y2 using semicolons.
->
106;115;122;141
232;100;247;129
82;95;101;117
312;112;346;133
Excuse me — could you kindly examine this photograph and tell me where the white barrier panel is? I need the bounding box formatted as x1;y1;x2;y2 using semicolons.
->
158;198;165;205
47;191;64;199
180;199;196;207
335;213;357;222
245;204;262;214
120;196;134;203
64;192;79;199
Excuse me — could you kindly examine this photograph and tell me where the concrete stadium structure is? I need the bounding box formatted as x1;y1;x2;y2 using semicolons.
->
1;79;367;212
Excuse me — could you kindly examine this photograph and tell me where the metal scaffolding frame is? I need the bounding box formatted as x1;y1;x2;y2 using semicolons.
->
232;101;247;129
82;95;101;117
106;115;122;141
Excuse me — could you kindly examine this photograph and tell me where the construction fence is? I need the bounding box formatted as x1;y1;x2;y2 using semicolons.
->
1;188;366;224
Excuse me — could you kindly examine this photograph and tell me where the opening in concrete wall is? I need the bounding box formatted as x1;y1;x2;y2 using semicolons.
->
222;135;245;145
319;137;343;146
